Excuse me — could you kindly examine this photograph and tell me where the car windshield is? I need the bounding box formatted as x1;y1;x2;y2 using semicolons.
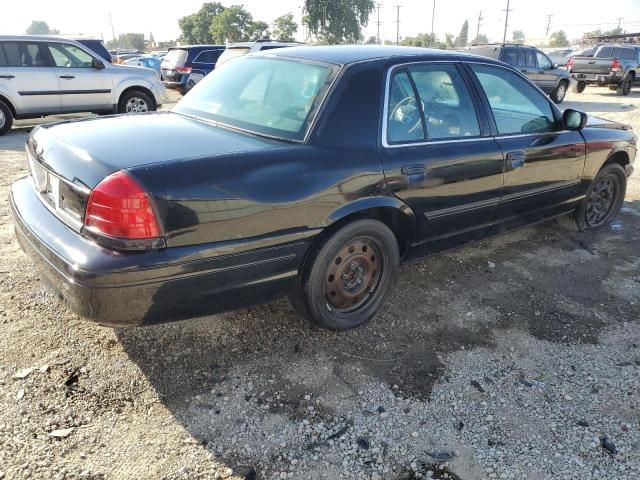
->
174;57;338;141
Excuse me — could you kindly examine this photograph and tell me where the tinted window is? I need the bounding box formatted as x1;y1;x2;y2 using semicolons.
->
408;64;480;140
259;45;287;51
194;50;222;64
163;49;188;66
175;57;337;141
0;44;7;66
523;49;537;68
1;42;46;67
387;70;423;143
471;64;555;135
501;47;518;66
536;51;552;69
621;48;636;60
47;43;94;68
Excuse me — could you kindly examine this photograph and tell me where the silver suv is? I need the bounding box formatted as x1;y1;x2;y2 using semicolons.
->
0;35;165;135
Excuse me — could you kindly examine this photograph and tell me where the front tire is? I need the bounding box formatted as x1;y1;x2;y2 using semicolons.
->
289;219;400;330
560;163;627;232
550;80;568;104
118;90;155;114
571;81;586;94
0;100;14;136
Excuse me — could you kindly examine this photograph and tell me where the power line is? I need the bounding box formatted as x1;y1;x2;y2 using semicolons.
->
476;10;483;38
502;0;512;45
395;5;402;45
545;14;553;36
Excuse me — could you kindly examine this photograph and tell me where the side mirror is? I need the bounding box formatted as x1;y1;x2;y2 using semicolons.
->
563;109;588;130
552;63;559;69
92;58;105;70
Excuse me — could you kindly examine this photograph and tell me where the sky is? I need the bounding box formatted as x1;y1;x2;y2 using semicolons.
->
2;0;640;45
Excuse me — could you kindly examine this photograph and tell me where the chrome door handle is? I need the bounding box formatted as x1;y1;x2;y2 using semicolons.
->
0;74;15;79
507;151;526;169
401;165;427;183
59;75;75;79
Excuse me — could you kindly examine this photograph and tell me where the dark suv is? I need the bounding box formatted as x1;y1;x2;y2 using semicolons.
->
161;45;225;94
468;44;571;103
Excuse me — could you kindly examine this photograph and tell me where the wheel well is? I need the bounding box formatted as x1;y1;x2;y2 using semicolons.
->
628;70;636;79
119;86;156;109
604;151;630;170
301;207;415;273
0;94;16;117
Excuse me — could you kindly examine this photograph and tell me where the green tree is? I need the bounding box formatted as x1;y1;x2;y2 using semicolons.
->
210;5;256;42
178;2;225;44
272;13;298;42
365;35;377;44
549;30;570;48
401;33;446;49
107;33;145;51
470;33;488;45
26;20;58;35
250;20;270;40
455;20;469;48
445;33;456;49
512;30;525;43
303;0;375;44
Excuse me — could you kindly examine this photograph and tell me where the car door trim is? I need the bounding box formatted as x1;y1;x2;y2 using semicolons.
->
19;89;112;96
424;197;502;220
501;179;581;203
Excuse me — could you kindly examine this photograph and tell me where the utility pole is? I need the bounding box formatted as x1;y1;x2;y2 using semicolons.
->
108;13;117;54
476;10;483;39
395;5;402;45
545;14;553;36
617;17;623;30
502;0;512;45
431;0;436;38
376;3;383;44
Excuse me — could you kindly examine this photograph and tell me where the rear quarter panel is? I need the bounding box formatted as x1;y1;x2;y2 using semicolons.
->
581;126;637;180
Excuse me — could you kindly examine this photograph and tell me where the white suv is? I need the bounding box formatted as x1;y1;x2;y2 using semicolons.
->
216;40;301;67
0;35;165;135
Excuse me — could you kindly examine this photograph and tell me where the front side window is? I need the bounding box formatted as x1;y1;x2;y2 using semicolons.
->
470;64;556;135
621;48;635;60
48;43;94;68
536;51;552;69
523;49;537;68
1;42;47;67
174;57;337;141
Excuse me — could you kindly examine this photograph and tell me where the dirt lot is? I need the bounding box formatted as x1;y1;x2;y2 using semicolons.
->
1;88;639;480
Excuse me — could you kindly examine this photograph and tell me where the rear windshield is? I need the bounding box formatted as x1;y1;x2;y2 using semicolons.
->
174;57;338;141
595;46;635;59
163;48;188;65
216;47;251;66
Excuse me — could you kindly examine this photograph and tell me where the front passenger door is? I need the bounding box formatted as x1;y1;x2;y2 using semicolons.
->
468;63;586;232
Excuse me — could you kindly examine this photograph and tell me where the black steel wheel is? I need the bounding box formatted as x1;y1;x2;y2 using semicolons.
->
559;163;626;232
0;100;13;136
617;75;633;96
289;219;399;330
571;81;586;94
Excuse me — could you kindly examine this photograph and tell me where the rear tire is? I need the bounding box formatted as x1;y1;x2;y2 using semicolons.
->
616;75;633;96
571;81;586;93
550;80;568;104
289;219;400;330
118;90;155;114
0;100;13;136
559;163;626;232
609;85;618;91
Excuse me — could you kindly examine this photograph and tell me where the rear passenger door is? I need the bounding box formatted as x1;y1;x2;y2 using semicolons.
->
0;41;60;115
467;63;586;232
380;62;505;254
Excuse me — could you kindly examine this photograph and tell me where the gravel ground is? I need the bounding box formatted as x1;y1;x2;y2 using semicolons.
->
1;87;639;480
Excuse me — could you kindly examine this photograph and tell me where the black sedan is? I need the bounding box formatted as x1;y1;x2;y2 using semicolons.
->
10;46;637;330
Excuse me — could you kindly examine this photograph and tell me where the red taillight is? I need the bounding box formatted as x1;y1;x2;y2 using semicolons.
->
611;58;621;71
175;66;192;74
84;171;161;240
567;57;573;70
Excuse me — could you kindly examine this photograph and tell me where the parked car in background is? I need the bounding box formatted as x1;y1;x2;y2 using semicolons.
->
216;40;301;66
467;43;571;103
546;48;573;67
10;46;635;330
568;44;639;95
72;38;111;63
161;45;224;94
0;35;164;135
123;55;162;78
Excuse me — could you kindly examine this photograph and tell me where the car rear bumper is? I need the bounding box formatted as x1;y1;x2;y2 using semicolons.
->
10;176;309;327
571;72;622;85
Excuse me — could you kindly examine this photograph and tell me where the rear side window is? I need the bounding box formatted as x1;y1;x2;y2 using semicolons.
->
523;49;537;68
500;48;518;67
0;42;47;67
471;64;555;135
0;43;7;66
621;48;635;60
259;45;286;51
194;50;222;64
386;63;480;144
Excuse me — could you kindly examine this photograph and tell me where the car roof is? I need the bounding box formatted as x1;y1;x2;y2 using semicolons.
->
226;41;302;48
0;34;86;44
264;45;505;66
169;45;225;50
